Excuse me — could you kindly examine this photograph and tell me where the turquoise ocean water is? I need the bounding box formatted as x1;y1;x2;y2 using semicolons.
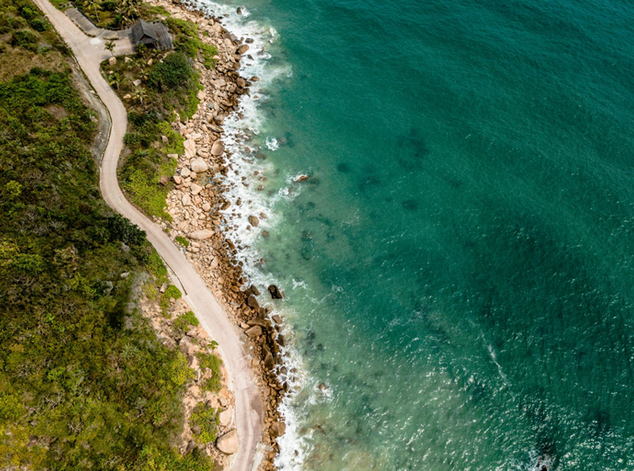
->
191;0;634;468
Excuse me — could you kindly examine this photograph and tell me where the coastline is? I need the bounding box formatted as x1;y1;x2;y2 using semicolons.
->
144;0;288;468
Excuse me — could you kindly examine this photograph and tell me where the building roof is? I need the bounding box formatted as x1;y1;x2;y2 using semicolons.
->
130;20;172;50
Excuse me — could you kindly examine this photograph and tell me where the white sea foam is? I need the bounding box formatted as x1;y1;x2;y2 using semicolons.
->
266;136;279;151
183;1;310;468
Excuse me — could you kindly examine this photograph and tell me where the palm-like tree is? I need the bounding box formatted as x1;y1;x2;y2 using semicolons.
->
131;89;147;105
115;0;141;27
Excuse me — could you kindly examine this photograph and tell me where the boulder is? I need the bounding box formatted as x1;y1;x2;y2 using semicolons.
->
237;44;249;54
108;56;116;66
295;174;310;182
248;215;259;227
219;408;233;427
245;325;262;338
190;183;203;195
191;158;209;173
216;429;238;454
189;229;214;240
270;421;286;437
211;141;225;156
179;336;195;355
263;351;275;370
246;294;259;309
268;284;284;300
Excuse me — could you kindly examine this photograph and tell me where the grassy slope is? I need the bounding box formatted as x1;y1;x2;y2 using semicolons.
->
0;1;211;469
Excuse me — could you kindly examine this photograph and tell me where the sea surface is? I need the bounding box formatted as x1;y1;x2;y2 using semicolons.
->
189;0;634;469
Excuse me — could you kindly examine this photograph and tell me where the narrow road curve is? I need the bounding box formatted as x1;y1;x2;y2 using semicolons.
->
33;1;263;469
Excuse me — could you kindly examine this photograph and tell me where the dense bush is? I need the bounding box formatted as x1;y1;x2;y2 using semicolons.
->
10;29;37;50
148;52;194;91
174;310;199;333
197;351;223;393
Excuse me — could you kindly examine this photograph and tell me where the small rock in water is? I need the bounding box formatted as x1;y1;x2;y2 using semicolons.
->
268;284;284;300
295;174;310;182
248;215;259;227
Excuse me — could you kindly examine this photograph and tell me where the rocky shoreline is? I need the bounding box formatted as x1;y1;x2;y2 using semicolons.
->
146;0;288;469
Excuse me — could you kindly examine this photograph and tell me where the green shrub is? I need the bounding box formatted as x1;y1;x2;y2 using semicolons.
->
163;284;182;300
174;310;199;332
160;284;182;312
147;250;168;282
175;235;189;247
10;29;37;50
157;120;184;155
189;403;219;444
27;17;46;31
149;52;193;91
197;352;223;393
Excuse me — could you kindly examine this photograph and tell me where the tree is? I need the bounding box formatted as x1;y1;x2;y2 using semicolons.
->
115;0;141;26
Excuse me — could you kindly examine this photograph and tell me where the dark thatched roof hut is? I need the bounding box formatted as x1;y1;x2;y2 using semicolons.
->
130;20;172;51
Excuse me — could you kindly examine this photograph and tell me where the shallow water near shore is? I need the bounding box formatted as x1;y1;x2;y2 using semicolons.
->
192;0;634;469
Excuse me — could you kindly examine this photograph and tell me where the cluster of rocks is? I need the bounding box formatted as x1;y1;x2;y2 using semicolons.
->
146;0;288;469
139;292;236;469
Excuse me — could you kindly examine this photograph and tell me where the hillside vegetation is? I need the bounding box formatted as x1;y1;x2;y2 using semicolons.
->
0;1;212;469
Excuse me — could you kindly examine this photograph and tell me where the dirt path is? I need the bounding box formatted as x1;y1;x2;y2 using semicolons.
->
33;1;264;469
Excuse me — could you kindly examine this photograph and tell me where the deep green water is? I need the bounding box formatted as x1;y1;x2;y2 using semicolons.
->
194;0;634;468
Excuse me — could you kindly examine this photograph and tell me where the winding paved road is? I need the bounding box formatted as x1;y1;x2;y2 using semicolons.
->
33;1;263;469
